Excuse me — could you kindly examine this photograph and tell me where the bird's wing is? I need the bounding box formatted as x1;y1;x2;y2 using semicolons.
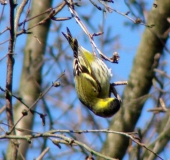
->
72;39;102;94
74;72;100;108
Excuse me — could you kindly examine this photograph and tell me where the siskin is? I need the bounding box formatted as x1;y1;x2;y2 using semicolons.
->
62;28;121;118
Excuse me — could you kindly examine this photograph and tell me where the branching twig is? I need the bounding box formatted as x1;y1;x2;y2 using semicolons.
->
6;0;15;133
0;122;40;134
18;7;53;27
65;0;120;63
142;117;170;159
0;129;163;160
46;129;164;159
5;0;18;159
17;3;69;37
148;98;168;113
1;72;64;134
0;86;41;115
154;68;170;79
89;0;152;27
15;0;29;32
0;133;118;160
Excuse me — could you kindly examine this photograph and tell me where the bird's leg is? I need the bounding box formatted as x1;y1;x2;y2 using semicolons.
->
110;84;122;103
110;81;128;103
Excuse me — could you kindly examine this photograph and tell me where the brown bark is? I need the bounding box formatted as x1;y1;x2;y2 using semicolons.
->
6;0;52;159
6;0;18;159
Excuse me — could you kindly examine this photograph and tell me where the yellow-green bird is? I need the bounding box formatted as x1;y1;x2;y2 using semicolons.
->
62;28;121;118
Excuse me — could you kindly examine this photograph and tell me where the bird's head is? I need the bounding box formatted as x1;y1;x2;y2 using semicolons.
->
92;98;121;118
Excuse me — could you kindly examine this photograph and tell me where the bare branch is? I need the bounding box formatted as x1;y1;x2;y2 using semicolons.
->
0;129;163;160
37;147;50;160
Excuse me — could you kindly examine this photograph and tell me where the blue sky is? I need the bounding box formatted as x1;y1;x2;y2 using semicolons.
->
0;0;170;159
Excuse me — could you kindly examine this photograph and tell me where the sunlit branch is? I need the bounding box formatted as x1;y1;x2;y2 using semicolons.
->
37;147;50;160
0;133;118;160
65;0;120;63
0;129;163;160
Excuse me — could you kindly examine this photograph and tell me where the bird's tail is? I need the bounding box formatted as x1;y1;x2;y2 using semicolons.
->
62;27;78;55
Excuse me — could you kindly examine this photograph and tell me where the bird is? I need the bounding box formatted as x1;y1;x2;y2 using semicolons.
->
62;27;121;117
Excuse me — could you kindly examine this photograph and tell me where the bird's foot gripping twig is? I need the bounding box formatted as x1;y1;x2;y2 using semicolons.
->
110;81;128;103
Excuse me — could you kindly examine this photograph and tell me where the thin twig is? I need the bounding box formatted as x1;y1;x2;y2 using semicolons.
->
0;105;6;114
18;7;53;26
8;72;65;134
0;133;118;160
0;129;163;160
15;0;29;32
53;1;67;15
0;86;43;115
0;27;10;35
112;81;128;86
37;147;50;160
0;2;6;27
0;122;40;134
154;68;170;79
0;39;10;45
147;98;168;113
65;0;121;63
47;129;137;135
